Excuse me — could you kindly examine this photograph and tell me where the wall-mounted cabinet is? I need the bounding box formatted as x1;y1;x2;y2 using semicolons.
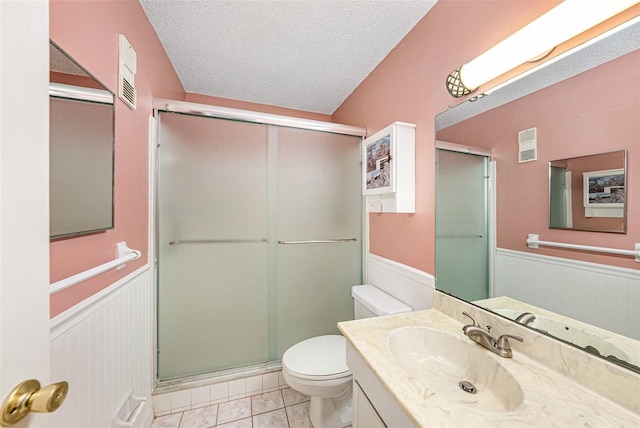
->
363;121;415;213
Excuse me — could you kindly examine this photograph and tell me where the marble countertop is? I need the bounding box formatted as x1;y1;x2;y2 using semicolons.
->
338;308;640;427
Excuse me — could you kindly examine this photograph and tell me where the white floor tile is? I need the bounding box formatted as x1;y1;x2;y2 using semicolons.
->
154;383;316;427
286;401;313;428
253;408;289;428
151;413;182;428
281;387;309;406
217;397;252;425
179;405;218;428
252;390;284;415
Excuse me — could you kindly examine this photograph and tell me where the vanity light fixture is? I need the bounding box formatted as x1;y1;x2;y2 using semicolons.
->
445;0;640;98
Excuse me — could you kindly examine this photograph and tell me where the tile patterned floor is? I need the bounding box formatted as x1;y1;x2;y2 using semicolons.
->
151;388;313;428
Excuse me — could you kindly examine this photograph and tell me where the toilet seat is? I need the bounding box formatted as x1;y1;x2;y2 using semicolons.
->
282;335;350;381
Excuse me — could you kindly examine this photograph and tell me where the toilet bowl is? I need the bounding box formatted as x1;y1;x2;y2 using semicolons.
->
282;285;413;428
282;335;352;427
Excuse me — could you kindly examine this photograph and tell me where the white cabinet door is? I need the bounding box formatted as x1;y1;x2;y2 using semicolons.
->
0;1;53;426
354;382;386;428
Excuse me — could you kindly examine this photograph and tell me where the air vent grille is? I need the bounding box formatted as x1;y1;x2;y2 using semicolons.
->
518;127;537;163
519;148;537;163
120;76;136;109
118;35;137;110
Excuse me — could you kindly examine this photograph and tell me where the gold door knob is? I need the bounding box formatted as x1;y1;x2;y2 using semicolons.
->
0;379;68;426
28;382;68;413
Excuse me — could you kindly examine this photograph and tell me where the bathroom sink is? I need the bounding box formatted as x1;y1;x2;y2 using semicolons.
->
388;326;524;412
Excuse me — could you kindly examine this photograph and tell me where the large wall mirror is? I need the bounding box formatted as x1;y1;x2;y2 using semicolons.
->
435;19;639;373
50;41;115;239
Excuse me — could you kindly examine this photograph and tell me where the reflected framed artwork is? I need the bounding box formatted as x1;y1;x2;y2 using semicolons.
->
583;168;625;208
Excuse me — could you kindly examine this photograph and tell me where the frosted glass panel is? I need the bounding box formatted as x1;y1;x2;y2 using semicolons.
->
158;113;269;379
436;149;488;302
157;115;363;379
276;128;362;357
158;245;268;379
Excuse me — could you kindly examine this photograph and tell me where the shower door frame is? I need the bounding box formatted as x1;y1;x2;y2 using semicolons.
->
150;99;367;387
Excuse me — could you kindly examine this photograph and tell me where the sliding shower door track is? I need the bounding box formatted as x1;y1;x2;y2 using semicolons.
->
154;360;283;394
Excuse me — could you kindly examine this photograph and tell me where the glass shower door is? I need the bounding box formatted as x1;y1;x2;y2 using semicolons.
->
275;127;362;357
435;149;489;302
157;113;363;380
157;113;270;380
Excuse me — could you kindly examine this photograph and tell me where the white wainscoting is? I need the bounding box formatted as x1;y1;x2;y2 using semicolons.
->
496;249;640;340
50;267;154;428
366;253;434;310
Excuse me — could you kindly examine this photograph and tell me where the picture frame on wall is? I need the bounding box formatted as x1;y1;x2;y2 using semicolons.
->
583;168;625;208
363;131;393;195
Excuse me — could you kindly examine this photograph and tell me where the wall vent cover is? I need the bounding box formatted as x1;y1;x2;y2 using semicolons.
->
119;68;136;110
118;35;137;110
518;127;537;163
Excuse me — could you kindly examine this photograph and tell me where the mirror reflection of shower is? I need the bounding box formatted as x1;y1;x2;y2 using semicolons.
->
549;163;571;229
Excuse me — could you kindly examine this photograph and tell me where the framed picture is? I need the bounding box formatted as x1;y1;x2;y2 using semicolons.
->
363;129;394;195
583;168;625;208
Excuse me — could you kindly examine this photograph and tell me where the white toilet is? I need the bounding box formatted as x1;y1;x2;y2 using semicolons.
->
282;285;413;428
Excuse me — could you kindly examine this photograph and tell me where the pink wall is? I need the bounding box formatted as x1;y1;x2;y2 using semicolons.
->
50;0;185;317
48;2;333;318
332;0;561;273
437;50;639;270
50;0;638;316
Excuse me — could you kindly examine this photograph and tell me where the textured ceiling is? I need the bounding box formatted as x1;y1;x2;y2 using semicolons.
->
140;0;437;114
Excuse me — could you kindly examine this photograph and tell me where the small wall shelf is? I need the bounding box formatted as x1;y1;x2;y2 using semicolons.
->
363;121;416;213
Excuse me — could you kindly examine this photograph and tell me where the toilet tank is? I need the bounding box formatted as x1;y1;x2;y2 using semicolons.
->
351;285;413;319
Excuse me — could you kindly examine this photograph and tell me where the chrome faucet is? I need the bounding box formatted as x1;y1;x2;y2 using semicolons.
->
515;312;536;325
462;312;523;358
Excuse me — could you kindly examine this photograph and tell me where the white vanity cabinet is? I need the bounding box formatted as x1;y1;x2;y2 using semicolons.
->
347;341;416;428
354;382;386;428
363;122;416;213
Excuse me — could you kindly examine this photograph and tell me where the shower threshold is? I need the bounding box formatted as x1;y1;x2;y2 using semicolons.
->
154;360;283;395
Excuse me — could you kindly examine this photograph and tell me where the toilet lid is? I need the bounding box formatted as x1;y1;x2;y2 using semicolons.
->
282;335;350;380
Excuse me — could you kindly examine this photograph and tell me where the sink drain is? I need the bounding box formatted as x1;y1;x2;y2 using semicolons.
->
459;380;477;394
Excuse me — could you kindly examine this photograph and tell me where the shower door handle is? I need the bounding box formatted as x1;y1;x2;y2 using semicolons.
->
168;239;268;245
277;238;357;245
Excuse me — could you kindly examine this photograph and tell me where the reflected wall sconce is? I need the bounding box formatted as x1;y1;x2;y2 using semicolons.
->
446;0;640;98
